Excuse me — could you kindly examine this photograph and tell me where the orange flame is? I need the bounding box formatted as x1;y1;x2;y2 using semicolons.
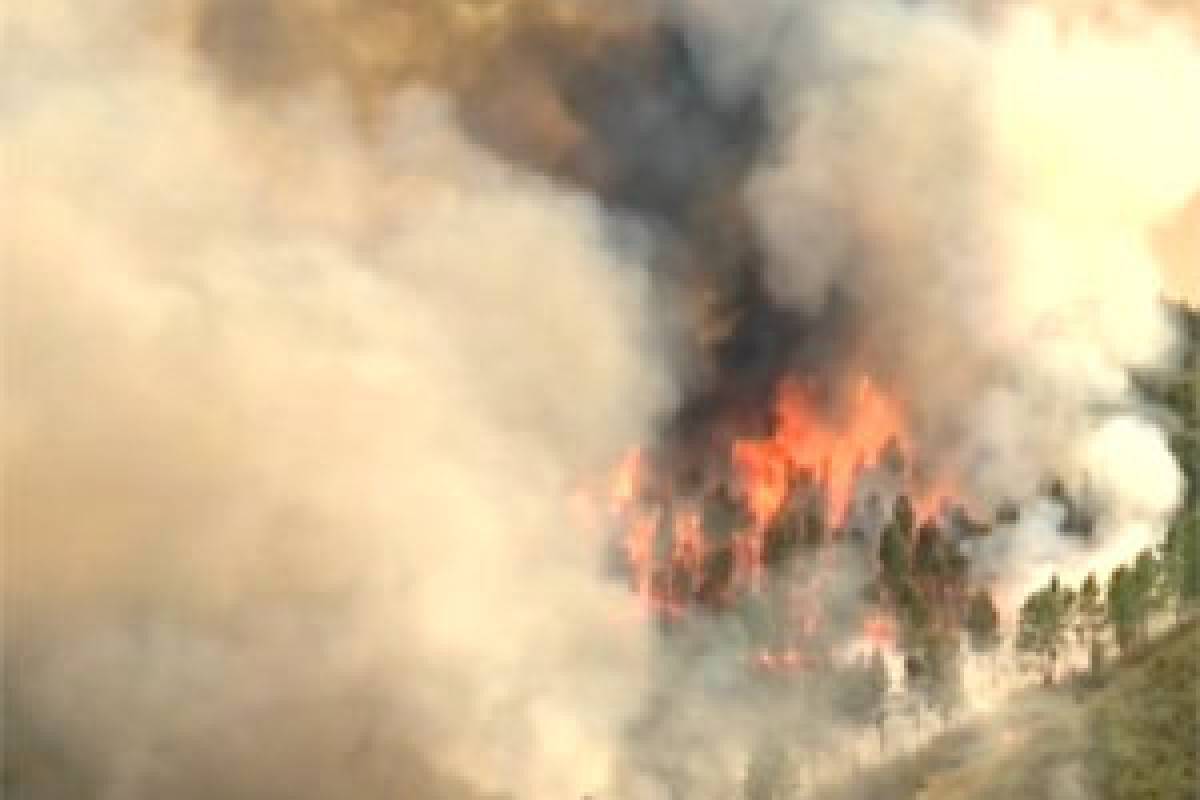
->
733;377;914;531
610;448;644;512
587;373;961;646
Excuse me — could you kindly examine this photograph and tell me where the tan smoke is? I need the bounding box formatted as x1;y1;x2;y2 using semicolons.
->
1156;193;1200;308
4;3;672;798
6;1;1198;797
155;0;653;181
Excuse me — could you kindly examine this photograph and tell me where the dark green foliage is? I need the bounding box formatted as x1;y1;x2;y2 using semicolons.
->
1107;562;1151;655
943;536;969;587
895;579;930;651
903;628;964;724
1107;567;1134;651
763;506;803;570
878;497;912;592
1016;574;1074;683
1132;548;1164;631
1077;572;1104;641
1161;509;1200;613
965;587;1001;655
924;632;964;722
912;522;944;579
698;546;735;607
1076;571;1107;676
804;502;828;551
703;486;747;543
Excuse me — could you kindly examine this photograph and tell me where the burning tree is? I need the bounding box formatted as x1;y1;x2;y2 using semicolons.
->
575;369;990;776
577;375;986;677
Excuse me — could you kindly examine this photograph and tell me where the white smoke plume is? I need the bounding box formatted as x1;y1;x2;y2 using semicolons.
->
4;4;673;798
675;0;1199;595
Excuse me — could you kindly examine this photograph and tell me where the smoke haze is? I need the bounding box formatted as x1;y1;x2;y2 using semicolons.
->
4;1;1198;798
5;4;674;797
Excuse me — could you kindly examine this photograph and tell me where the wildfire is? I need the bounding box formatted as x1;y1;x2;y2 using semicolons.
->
734;377;924;531
581;373;962;659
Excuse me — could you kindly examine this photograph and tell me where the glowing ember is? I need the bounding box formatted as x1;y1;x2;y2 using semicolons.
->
862;612;897;649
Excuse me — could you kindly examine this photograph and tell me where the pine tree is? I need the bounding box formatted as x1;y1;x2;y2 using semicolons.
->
943;537;971;617
1107;565;1139;655
878;497;912;593
965;587;1002;670
1016;575;1073;684
1131;548;1162;640
1076;571;1106;674
1077;572;1104;640
908;629;963;724
895;578;930;652
1161;509;1200;619
912;522;948;623
913;522;945;579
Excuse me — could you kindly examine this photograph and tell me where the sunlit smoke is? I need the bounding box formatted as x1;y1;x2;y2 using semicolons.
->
5;1;1198;798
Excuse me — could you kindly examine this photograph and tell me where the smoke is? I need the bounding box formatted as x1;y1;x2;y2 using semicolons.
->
4;4;674;798
6;1;1199;798
672;0;1199;591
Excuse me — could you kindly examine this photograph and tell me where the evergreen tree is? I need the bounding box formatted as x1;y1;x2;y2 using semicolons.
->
1076;571;1106;674
878;497;913;593
894;494;915;539
1131;548;1162;639
965;587;1002;663
1161;509;1200;618
895;578;930;652
1076;572;1104;642
907;629;963;724
1016;575;1073;684
913;522;945;579
943;537;971;616
1107;565;1140;655
762;504;802;570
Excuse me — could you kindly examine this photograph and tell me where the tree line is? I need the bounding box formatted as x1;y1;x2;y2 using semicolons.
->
1017;336;1200;684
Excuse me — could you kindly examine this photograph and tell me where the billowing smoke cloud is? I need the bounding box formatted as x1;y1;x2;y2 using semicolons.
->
6;1;1199;798
673;0;1199;592
4;4;674;798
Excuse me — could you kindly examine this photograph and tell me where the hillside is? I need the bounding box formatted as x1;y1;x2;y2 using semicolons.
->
815;621;1199;800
